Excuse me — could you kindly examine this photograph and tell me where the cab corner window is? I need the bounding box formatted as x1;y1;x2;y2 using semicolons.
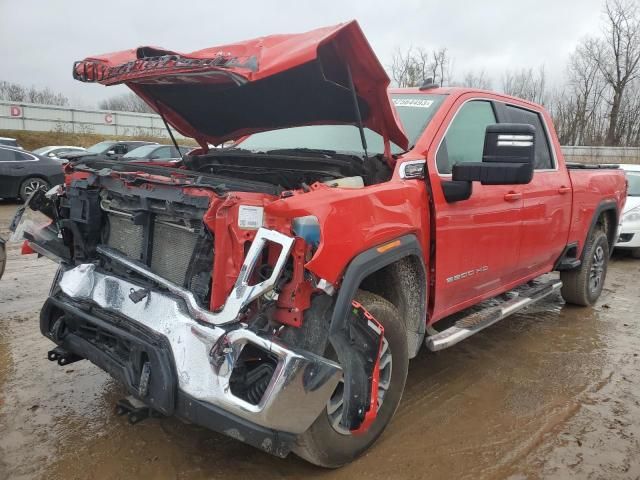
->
436;100;496;175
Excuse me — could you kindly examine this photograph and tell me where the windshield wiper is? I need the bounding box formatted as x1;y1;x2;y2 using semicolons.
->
263;148;338;157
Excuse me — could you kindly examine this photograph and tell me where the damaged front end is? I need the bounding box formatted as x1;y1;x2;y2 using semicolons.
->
11;20;411;458
12;168;346;457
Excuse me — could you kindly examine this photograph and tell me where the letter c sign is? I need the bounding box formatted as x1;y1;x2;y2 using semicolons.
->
104;113;113;124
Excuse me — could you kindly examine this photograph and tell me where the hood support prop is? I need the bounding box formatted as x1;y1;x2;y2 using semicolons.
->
345;63;369;160
155;100;182;154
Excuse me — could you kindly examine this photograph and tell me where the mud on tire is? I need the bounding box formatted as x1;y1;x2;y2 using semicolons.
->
561;230;609;306
293;290;408;468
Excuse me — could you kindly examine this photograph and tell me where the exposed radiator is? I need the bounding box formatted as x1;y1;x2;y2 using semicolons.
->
106;213;200;287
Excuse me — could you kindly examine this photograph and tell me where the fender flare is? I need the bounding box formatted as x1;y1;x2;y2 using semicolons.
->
328;234;426;343
326;234;425;431
582;200;619;259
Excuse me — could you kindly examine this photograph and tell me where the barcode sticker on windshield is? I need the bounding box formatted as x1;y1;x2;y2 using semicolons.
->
393;98;434;108
238;205;264;229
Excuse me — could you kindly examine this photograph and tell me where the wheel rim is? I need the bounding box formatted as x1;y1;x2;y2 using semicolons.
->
326;337;392;436
589;244;605;294
23;179;48;196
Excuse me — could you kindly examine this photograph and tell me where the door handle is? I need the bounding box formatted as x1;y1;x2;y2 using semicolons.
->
504;192;522;202
558;186;571;194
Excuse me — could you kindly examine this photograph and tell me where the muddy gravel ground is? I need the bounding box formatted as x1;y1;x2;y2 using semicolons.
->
1;200;640;480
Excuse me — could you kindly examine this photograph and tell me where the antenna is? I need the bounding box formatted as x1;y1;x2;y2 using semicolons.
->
419;77;438;90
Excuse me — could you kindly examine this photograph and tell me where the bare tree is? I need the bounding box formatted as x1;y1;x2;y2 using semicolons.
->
0;80;69;106
589;0;640;145
99;93;154;113
551;38;609;146
27;86;69;106
389;46;452;87
501;66;548;104
458;70;492;90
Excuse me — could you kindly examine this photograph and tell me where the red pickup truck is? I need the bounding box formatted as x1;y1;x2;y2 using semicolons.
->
12;21;626;467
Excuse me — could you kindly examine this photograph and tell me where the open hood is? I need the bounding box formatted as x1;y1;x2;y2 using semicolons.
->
73;21;408;150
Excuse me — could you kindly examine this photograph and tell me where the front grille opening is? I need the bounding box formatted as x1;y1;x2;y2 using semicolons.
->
229;344;278;405
72;322;132;365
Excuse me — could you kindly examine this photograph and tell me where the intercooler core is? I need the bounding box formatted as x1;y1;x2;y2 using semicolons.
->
106;212;201;287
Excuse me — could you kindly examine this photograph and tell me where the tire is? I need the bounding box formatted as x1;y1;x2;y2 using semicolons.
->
19;177;50;200
560;230;609;306
293;290;408;468
631;248;640;259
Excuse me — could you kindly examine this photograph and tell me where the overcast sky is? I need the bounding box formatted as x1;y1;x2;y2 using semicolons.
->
0;0;605;107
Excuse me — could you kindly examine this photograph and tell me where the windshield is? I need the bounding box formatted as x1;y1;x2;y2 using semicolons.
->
86;141;116;154
238;93;446;155
124;145;157;158
628;171;640;196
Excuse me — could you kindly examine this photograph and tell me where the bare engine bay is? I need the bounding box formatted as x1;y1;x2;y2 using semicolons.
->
183;148;392;191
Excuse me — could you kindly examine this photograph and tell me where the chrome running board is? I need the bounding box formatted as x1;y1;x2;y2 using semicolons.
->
426;279;562;352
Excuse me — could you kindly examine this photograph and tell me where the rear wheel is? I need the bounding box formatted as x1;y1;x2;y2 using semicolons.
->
561;230;609;306
631;248;640;259
293;290;408;468
19;177;50;200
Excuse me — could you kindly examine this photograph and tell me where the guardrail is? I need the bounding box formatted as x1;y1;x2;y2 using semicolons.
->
561;146;640;165
0;100;185;139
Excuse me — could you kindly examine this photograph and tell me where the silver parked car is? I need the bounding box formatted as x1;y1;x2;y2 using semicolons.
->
32;145;86;159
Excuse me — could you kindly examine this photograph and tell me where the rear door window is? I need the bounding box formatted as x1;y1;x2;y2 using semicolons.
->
0;149;14;161
15;151;34;161
0;149;32;161
503;105;553;170
436;100;496;174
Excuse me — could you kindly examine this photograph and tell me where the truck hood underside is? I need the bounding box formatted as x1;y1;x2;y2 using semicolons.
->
72;21;408;150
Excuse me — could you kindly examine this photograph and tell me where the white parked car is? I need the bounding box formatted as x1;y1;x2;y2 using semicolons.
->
32;145;86;159
616;164;640;258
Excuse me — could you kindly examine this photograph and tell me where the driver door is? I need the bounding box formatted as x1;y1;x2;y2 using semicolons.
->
427;97;524;322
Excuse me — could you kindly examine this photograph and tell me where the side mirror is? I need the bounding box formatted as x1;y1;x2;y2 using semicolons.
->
48;152;57;158
106;149;115;156
452;124;535;185
443;124;535;203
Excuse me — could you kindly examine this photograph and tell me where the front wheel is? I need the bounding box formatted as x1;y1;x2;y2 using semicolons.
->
631;248;640;259
561;230;609;306
19;177;50;200
293;290;408;468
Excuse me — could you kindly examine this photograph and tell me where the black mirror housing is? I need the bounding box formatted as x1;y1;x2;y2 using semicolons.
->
452;161;534;185
483;123;535;165
451;123;535;186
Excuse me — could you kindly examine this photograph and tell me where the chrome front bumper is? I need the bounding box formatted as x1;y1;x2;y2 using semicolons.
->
56;263;342;434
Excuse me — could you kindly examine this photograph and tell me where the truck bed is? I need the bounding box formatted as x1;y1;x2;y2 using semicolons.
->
567;166;627;257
